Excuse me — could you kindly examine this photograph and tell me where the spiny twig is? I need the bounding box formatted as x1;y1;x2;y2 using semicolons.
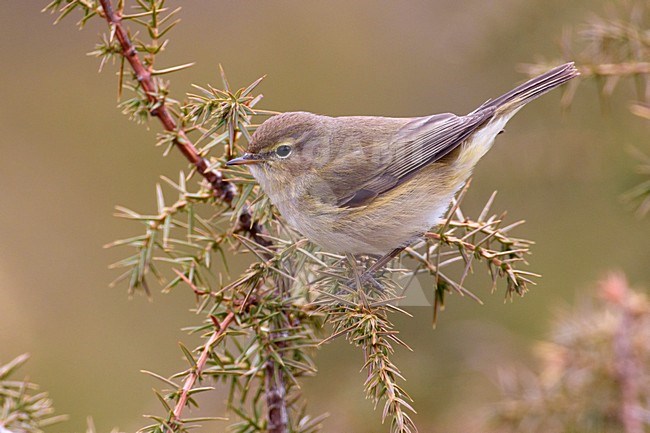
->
97;0;227;196
94;0;283;429
170;311;236;431
96;0;271;247
0;354;69;432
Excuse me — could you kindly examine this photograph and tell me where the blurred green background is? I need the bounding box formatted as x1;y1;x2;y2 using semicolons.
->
1;1;649;432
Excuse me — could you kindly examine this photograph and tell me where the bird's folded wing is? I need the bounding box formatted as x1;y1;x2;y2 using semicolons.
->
336;109;494;208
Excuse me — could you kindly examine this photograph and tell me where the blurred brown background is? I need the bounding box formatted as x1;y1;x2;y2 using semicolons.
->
1;1;648;432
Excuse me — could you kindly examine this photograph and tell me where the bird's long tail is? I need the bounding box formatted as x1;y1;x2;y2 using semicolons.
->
455;62;579;170
480;62;579;115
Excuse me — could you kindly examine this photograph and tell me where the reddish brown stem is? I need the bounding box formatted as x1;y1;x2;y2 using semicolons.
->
171;311;235;427
95;2;283;430
98;0;234;200
97;0;272;244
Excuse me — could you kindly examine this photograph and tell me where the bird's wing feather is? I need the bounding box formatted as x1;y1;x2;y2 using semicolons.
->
335;109;494;207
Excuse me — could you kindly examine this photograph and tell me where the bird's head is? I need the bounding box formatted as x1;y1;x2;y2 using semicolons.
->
227;112;333;185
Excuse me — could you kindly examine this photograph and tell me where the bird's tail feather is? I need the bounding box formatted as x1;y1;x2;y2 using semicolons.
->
481;62;579;114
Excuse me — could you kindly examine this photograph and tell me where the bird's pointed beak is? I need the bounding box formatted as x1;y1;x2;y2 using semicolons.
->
227;153;264;166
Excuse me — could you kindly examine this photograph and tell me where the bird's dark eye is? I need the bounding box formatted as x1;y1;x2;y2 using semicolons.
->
275;144;292;158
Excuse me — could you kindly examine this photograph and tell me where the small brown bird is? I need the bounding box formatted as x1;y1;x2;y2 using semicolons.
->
229;63;578;263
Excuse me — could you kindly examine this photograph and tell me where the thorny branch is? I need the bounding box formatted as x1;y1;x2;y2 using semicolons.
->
171;311;236;428
94;0;285;430
96;0;269;246
98;0;226;195
519;2;650;114
520;2;650;217
0;354;68;432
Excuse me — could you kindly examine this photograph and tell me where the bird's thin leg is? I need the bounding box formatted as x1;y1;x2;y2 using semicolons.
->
344;248;404;292
363;247;404;277
344;253;385;291
345;253;363;289
357;247;404;287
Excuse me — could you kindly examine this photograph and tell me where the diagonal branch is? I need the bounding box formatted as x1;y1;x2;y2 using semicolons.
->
97;0;270;247
95;2;285;430
98;0;231;198
171;311;235;429
94;0;287;433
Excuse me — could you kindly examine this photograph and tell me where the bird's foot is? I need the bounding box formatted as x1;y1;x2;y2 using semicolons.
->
345;248;404;292
351;269;385;291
